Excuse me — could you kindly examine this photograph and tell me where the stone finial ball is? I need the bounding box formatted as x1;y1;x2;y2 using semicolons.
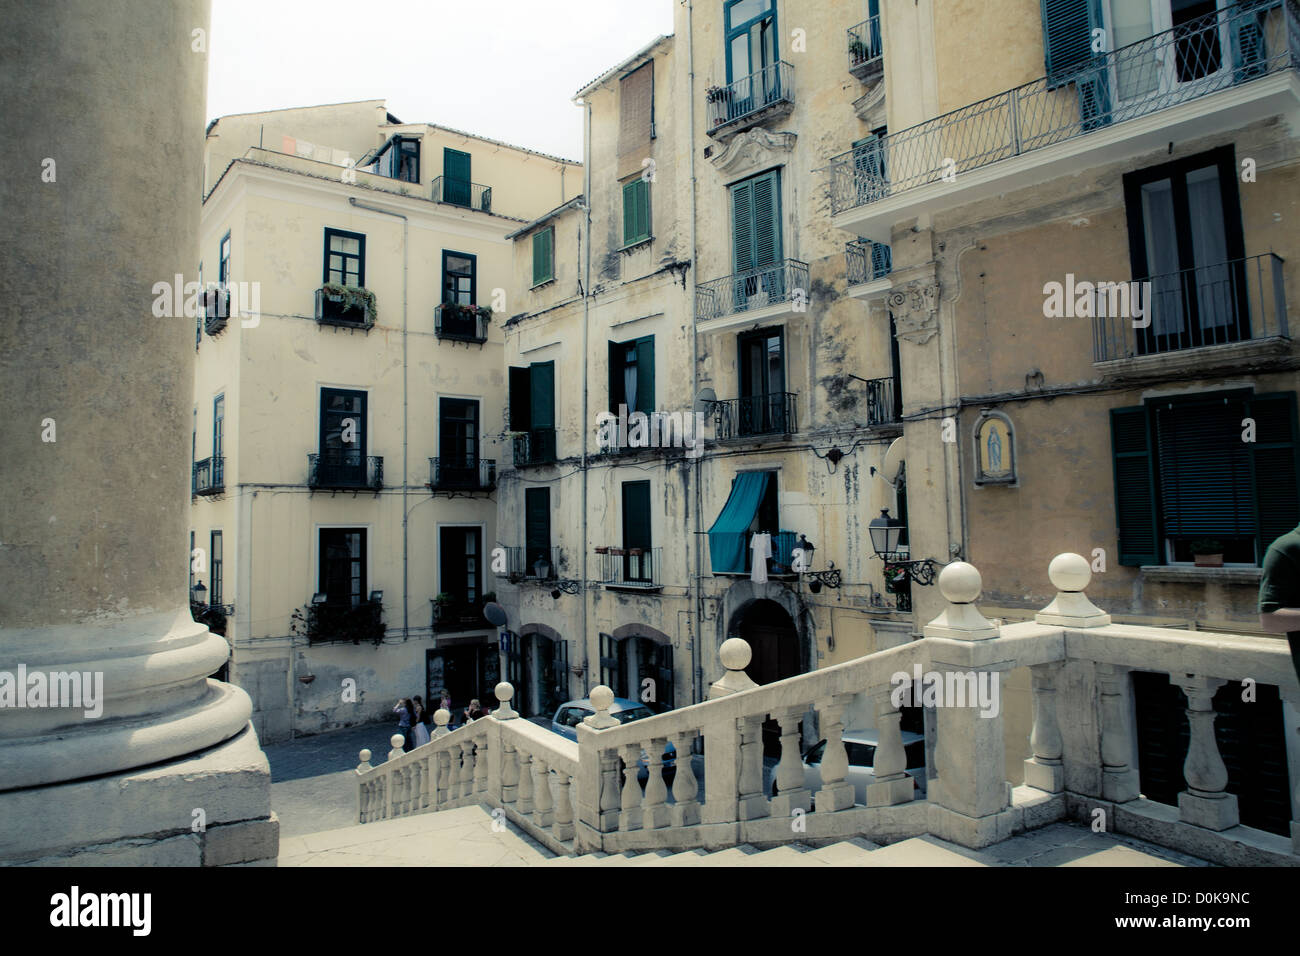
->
359;749;371;762
494;681;514;703
1048;552;1091;592
390;734;405;749
719;637;752;671
589;685;615;711
434;708;450;725
938;561;982;604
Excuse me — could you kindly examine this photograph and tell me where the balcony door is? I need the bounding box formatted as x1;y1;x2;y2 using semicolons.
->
525;488;551;573
1104;0;1238;113
439;398;479;487
730;169;783;310
320;528;365;608
738;327;785;435
621;481;652;583
725;0;779;108
1123;146;1247;354
320;387;367;485
444;148;472;207
439;526;481;620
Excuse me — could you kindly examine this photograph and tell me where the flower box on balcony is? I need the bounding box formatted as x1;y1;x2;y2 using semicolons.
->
202;287;230;336
316;284;376;330
609;548;626;556
594;547;609;554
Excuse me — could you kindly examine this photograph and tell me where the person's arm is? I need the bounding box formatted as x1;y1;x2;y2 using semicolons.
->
1260;608;1300;634
1259;545;1300;633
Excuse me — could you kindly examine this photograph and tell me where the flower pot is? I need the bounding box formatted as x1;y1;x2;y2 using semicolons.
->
628;548;644;556
609;548;626;556
594;547;609;554
1193;553;1224;568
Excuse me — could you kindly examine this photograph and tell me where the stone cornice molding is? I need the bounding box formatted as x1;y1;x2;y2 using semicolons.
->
711;128;797;179
888;274;941;345
852;80;887;127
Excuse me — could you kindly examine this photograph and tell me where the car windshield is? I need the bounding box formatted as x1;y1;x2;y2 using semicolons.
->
613;705;654;724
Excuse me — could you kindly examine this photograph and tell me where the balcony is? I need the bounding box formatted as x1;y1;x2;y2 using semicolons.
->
511;428;557;466
1091;253;1291;379
428;456;496;492
594;547;663;590
847;15;884;83
709;529;800;577
432;598;494;632
828;0;1300;243
202;287;229;336
707;392;798;441
431;176;492;213
859;376;903;429
497;546;563;583
307;453;384;491
706;61;796;140
192;456;225;496
695;259;809;332
434;303;491;343
845;240;892;298
300;600;385;646
315;285;376;331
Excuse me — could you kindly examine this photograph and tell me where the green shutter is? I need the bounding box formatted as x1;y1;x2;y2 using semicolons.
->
731;178;754;275
1110;406;1160;566
525;488;551;559
622;179;650;246
508;366;531;431
444;148;471;206
532;227;554;285
608;341;620;414
622;481;652;550
1248;392;1300;562
1041;0;1102;84
635;336;654;415
751;170;781;268
1154;397;1254;540
529;360;555;429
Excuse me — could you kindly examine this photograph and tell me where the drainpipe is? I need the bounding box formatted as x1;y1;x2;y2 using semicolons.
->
575;96;594;690
349;196;409;640
686;0;703;706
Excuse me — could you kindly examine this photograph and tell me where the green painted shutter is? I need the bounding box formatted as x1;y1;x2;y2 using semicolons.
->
1154;397;1255;540
1110;406;1160;566
508;366;531;431
608;341;620;413
751;170;781;268
525;488;551;561
1041;0;1101;84
622;481;652;550
1248;392;1300;562
622;180;649;245
532;227;554;285
635;336;654;415
529;360;555;429
731;178;754;275
444;148;471;206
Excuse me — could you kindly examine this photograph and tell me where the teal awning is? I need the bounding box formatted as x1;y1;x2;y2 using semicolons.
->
707;472;770;573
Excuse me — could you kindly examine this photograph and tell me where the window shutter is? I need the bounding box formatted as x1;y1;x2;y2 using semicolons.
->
731;179;754;275
525;488;551;558
1154;398;1255;539
622;181;638;246
751;170;781;268
1110;406;1160;566
532;231;543;285
508;366;531;431
1248;392;1300;561
622;481;652;550
532;228;553;285
1040;0;1101;84
608;341;620;413
635;336;654;415
618;61;654;180
529;360;555;429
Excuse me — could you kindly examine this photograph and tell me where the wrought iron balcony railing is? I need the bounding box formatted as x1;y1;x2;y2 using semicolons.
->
302;600;385;646
846;240;892;285
431;176;492;213
710;529;800;576
828;0;1299;214
707;61;796;135
695;258;809;322
202;287;229;336
594;546;663;588
512;428;558;466
434;303;490;343
315;286;376;330
707;392;798;440
307;453;384;491
192;456;225;496
498;546;563;581
847;15;884;82
1091;253;1289;363
432;599;492;632
429;456;496;491
860;376;903;427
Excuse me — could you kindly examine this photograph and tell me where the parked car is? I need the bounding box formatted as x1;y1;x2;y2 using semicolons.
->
551;696;676;787
772;729;927;805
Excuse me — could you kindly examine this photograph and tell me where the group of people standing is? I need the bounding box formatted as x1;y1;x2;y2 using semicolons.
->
392;692;487;752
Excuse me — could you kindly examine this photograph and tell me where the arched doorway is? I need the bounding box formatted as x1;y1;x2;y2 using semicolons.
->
508;624;568;719
600;625;674;713
732;598;803;755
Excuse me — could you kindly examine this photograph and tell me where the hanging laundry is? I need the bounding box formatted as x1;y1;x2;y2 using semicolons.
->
750;532;773;584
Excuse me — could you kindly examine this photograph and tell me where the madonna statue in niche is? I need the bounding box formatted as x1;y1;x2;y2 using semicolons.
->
974;411;1016;485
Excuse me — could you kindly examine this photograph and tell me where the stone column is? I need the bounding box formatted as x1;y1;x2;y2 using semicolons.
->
1174;675;1239;831
0;0;275;866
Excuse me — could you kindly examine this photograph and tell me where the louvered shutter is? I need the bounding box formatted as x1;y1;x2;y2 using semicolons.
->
525;488;551;563
732;178;754;275
1110;406;1160;565
1248;392;1300;560
1041;0;1102;85
752;170;781;268
532;228;553;285
529;361;555;429
1155;397;1255;539
635;336;654;415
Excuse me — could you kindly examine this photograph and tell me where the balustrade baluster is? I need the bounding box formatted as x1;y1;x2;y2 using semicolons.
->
459;740;476;799
533;756;554;829
554;773;576;842
770;706;812;815
736;715;769;820
1096;663;1140;802
670;731;700;827
641;737;671;829
867;684;914;806
619;743;643;831
1174;675;1239;831
475;735;490;794
517;749;535;813
814;695;856;811
501;739;519;804
598;748;621;831
1024;662;1064;793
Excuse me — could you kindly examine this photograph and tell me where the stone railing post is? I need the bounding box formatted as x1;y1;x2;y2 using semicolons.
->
770;706;812;816
1036;553;1112;628
641;737;671;829
432;708;451;739
670;731;701;826
356;749;373;823
1095;663;1141;803
574;686;621;848
813;695;856;811
494;681;518;720
516;748;535;814
1024;662;1065;793
619;742;643;831
385;734;404;820
1173;675;1238;831
736;715;769;821
867;684;915;806
709;637;760;698
533;755;554;829
554;772;576;842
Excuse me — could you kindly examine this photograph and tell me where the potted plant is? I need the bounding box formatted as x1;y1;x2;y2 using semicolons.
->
849;37;870;64
705;85;732;104
883;564;910;593
609;547;626;556
593;546;609;554
628;547;644;556
1190;539;1225;568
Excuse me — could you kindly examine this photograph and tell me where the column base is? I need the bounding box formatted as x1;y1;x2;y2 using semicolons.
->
0;723;275;866
1102;767;1141;803
770;789;812;817
737;793;770;820
642;804;671;829
867;774;915;807
619;809;642;832
1178;790;1240;831
814;781;856;812
672;802;701;827
926;802;1021;849
1023;757;1064;793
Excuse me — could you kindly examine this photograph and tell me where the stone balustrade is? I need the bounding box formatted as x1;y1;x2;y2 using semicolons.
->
355;553;1300;865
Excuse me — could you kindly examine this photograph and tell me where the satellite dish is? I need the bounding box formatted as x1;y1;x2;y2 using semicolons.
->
483;602;507;628
878;436;906;487
694;387;717;416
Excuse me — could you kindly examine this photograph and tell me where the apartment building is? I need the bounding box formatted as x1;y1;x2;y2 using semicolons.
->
192;100;580;740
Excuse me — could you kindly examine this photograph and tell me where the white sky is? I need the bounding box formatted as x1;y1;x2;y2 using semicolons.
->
207;0;676;161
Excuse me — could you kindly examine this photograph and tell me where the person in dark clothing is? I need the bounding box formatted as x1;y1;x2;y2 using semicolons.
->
462;698;485;724
1259;524;1300;687
394;697;416;752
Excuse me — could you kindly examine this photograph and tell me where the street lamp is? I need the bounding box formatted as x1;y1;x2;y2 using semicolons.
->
190;580;207;605
795;533;841;593
867;509;941;610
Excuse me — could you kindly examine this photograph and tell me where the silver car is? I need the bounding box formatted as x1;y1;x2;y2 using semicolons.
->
774;729;927;804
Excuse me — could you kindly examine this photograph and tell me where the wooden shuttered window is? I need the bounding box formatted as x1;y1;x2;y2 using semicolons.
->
608;335;655;415
622;178;651;246
532;227;554;286
529;360;555;429
618;61;654;181
524;488;551;568
1110;393;1300;566
730;169;781;276
508;367;532;431
622;481;652;551
1040;0;1103;85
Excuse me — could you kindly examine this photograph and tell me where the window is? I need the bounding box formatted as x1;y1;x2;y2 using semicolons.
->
209;530;223;605
442;251;477;306
1110;392;1299;566
532;226;555;286
319;528;366;607
218;232;231;287
374;135;420;183
619;61;655;179
852;127;888;201
439;527;482;611
319;388;367;485
1122;146;1245;354
509;361;556;461
323;228;365;287
621;178;651;247
212;394;224;460
439;398;480;487
738;327;786;434
608;336;654;415
730;169;784;309
443;148;472;206
622;480;652;583
725;0;778;85
706;470;780;574
525;488;551;571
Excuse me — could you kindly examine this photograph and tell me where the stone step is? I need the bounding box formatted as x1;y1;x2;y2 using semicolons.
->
855;836;991;867
745;844;825;866
807;836;882;865
649;849;712;866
